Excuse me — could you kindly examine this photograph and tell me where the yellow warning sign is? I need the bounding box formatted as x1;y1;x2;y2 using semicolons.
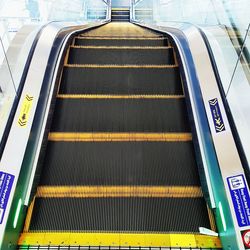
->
18;94;34;127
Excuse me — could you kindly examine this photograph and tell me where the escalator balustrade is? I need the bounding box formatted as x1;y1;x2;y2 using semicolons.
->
18;23;221;249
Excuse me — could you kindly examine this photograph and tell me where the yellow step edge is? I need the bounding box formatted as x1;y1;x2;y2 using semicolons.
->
23;197;35;232
112;14;130;15
36;186;203;198
70;45;171;49
78;36;166;40
64;64;178;68
207;204;217;232
111;8;130;12
48;132;192;142
57;94;185;99
18;232;221;248
112;8;129;10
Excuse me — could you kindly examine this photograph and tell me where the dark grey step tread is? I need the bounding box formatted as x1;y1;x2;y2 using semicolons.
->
111;20;131;22
111;15;130;17
111;18;130;21
40;141;200;186
74;37;169;46
111;12;130;15
50;99;190;133
29;197;211;232
67;47;175;65
59;67;181;95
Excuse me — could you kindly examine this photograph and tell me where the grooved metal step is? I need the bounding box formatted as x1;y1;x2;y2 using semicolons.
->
50;98;191;133
59;67;182;95
40;141;200;186
74;37;169;46
29;197;211;232
67;47;175;65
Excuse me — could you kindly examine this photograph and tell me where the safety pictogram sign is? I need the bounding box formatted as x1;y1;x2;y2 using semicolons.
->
18;94;34;128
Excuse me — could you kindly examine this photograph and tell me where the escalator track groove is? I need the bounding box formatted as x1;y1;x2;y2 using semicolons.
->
18;22;221;249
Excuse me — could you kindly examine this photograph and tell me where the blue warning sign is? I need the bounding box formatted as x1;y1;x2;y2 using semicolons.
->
227;174;250;227
0;171;15;224
209;98;225;133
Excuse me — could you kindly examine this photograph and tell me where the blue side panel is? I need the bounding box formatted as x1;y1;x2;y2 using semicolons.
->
209;98;226;133
227;174;250;227
0;172;15;224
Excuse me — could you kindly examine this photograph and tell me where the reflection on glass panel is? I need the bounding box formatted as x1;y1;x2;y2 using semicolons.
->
226;28;250;164
0;0;109;147
0;37;16;146
132;0;250;167
84;0;108;20
0;0;108;52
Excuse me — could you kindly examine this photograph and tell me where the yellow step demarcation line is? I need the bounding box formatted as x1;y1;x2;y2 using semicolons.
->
57;94;185;99
111;15;130;17
207;204;217;232
48;132;192;142
18;232;221;248
112;8;129;10
23;197;35;232
70;45;171;49
64;64;178;68
112;9;129;10
22;185;203;232
77;36;167;40
36;186;203;198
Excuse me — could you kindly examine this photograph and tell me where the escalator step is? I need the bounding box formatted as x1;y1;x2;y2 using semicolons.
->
59;67;182;95
29;197;211;232
111;20;131;22
74;37;169;47
80;23;162;38
112;17;130;21
67;47;175;65
40;141;200;186
50;99;190;132
111;11;130;15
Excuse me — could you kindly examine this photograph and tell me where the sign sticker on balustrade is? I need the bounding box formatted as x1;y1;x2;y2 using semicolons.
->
18;94;34;128
209;98;225;133
0;171;15;224
227;174;250;227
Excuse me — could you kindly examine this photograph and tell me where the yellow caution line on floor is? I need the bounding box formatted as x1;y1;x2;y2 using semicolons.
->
70;45;171;49
57;94;184;99
48;132;192;142
18;232;221;248
64;64;178;68
36;186;203;198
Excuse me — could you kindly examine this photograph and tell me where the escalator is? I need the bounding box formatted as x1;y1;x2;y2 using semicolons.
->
111;8;130;22
18;23;221;249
